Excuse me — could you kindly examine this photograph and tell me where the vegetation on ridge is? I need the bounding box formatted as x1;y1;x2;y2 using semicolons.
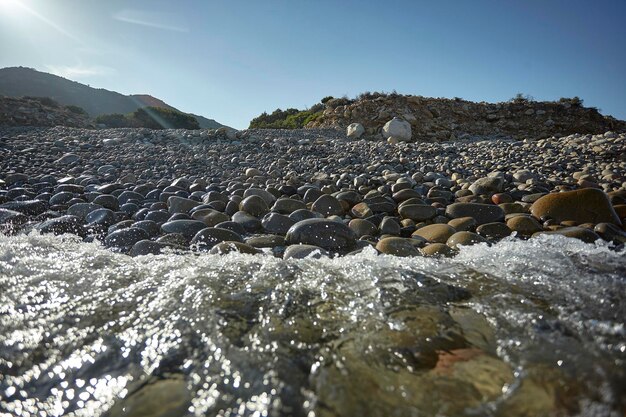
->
95;106;200;130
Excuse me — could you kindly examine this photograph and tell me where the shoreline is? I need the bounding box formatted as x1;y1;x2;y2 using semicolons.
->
1;126;624;257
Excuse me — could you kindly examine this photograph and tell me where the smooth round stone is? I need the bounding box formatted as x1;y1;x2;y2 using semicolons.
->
4;173;29;186
594;223;626;244
375;237;421;257
447;216;477;231
120;202;139;216
469;176;504;195
476;222;512;239
214;221;246;235
144;210;171;224
303;188;324;204
261;212;295;235
160;220;207;240
67;202;102;220
85;208;117;227
191;227;243;249
243;188;276;205
311;194;344;217
132;220;160;238
272;198;307;214
246;235;285;248
36;215;83;236
379;217;401;236
499;202;529;215
420;243;456;257
506;216;543;236
55;153;80;164
399;204;437;221
170;178;191;190
0;200;48;215
239;195;270;217
492;193;513;204
285;218;357;252
521;193;547;203
97;183;123;194
530;188;622;225
232;211;263;232
412;224;456;243
445;203;505;225
351;202;373;218
108;220;134;234
335;190;362;206
392;188;422;202
283;244;329;260
446;231;488;249
209;241;261;255
202;191;229;205
245;168;262;178
6;188;34;199
105;227;149;249
156;233;189;246
289;209;322;222
49;191;74;205
348;218;378;238
167;196;201;214
533;227;601;243
191;208;230;227
92;194;119;211
118;191;145;205
129;240;177;256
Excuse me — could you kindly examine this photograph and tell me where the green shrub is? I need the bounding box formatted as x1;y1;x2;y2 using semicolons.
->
95;113;131;128
558;96;583;107
511;93;535;103
249;107;323;129
24;96;59;107
95;107;200;129
65;105;88;116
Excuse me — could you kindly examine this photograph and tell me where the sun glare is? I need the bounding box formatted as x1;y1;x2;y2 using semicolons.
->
0;0;22;15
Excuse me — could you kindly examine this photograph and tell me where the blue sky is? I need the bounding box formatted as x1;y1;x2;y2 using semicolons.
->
0;0;624;129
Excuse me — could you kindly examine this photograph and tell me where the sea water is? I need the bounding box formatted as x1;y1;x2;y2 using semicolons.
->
1;233;624;417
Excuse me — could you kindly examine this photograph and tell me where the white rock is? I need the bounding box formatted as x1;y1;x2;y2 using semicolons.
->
382;117;411;141
346;123;365;139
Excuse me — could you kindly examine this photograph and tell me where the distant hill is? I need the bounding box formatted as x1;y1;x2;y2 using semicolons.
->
0;67;226;129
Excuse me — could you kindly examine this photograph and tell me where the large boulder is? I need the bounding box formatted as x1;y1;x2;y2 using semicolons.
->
530;188;621;225
382;117;411;141
346;123;365;139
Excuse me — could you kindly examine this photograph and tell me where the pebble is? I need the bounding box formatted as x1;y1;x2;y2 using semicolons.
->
376;237;422;257
286;218;357;252
445;203;505;225
446;231;488;249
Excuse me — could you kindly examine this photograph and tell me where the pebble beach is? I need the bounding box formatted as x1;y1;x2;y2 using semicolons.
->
1;126;624;256
1;126;625;417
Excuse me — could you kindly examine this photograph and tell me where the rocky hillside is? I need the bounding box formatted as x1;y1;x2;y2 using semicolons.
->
0;67;225;129
0;96;92;128
305;93;626;141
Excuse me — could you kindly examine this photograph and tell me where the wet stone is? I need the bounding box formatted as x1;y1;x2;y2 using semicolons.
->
283;244;330;259
190;227;244;249
445;203;505;225
447;231;489;249
286;218;357;252
160;219;207;240
376;237;421;257
104;227;149;249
